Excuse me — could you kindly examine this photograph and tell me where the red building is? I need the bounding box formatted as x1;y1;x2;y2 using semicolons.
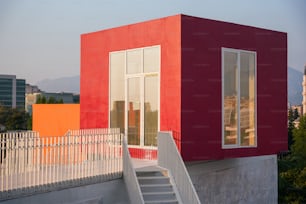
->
80;14;287;161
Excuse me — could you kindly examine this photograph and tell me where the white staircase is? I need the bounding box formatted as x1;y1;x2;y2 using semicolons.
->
136;167;180;204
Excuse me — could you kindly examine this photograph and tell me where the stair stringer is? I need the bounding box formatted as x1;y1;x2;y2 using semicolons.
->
159;167;183;204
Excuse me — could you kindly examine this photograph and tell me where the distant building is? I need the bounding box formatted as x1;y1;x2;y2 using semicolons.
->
26;92;75;115
290;104;303;118
0;74;25;109
72;94;80;103
26;84;41;94
25;93;40;114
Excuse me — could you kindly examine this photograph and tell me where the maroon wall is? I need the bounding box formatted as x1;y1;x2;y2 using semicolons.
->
180;15;287;160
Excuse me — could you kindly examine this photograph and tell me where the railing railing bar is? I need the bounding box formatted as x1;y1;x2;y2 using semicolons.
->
1;135;3;191
39;136;43;187
52;136;56;185
7;133;10;190
47;136;50;184
72;135;75;180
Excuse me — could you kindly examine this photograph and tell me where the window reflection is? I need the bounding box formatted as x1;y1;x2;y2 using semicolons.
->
110;52;125;133
128;78;141;145
144;76;158;146
144;47;160;73
224;51;238;145
223;49;256;147
110;46;160;147
127;49;142;74
240;52;255;146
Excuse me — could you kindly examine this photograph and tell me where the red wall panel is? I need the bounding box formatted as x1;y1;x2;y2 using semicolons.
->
80;15;182;153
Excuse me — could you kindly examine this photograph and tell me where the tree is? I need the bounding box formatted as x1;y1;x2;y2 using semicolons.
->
279;115;306;203
57;98;64;104
0;106;10;125
36;95;63;104
27;115;32;130
0;106;31;131
47;96;56;104
36;95;47;104
292;116;306;167
5;109;30;130
293;108;299;120
288;108;295;149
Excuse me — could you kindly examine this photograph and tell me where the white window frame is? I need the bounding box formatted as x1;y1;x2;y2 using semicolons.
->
222;47;257;149
109;45;161;148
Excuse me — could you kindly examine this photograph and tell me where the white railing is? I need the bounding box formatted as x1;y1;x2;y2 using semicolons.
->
123;136;144;204
0;128;122;200
158;131;201;204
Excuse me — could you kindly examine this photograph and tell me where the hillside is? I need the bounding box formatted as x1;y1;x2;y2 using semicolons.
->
36;75;80;93
33;67;302;104
288;67;303;105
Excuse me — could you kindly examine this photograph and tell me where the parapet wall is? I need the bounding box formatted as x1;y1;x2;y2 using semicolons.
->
186;155;277;204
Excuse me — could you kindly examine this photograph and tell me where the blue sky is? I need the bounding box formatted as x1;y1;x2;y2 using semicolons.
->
0;0;305;84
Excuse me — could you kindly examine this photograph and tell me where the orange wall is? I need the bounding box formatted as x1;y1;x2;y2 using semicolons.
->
33;104;80;137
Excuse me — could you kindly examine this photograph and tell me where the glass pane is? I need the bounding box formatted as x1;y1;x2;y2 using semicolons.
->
144;75;158;146
240;52;256;146
127;49;142;74
128;78;141;145
144;46;160;73
224;51;238;145
110;52;125;133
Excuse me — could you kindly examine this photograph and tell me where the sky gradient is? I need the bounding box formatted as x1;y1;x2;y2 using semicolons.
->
0;0;305;84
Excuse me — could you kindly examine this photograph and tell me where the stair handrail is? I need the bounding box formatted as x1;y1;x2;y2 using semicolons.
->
122;135;145;204
158;131;201;204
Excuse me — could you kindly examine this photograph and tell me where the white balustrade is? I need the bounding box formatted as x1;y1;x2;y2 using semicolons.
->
158;131;201;204
123;136;144;204
0;128;122;199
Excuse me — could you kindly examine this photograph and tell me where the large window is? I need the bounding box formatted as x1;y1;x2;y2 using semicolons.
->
110;46;160;147
222;48;256;148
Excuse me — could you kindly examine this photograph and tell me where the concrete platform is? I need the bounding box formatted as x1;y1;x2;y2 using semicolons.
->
132;158;157;170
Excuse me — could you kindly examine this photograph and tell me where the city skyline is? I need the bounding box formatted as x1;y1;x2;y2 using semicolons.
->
0;0;305;84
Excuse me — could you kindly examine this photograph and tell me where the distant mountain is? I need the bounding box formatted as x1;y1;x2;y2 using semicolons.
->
36;75;80;93
34;68;303;104
288;67;303;105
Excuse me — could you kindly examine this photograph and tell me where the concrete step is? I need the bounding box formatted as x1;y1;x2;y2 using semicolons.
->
143;191;177;201
136;168;180;204
140;183;173;193
144;199;179;204
136;171;165;177
138;176;170;185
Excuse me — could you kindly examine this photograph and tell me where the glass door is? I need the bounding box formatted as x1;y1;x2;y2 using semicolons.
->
126;74;159;146
110;45;160;147
144;75;158;146
127;77;141;145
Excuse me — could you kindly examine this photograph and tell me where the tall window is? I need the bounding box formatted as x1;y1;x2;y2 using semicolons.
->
110;46;160;147
222;48;256;148
110;51;125;134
